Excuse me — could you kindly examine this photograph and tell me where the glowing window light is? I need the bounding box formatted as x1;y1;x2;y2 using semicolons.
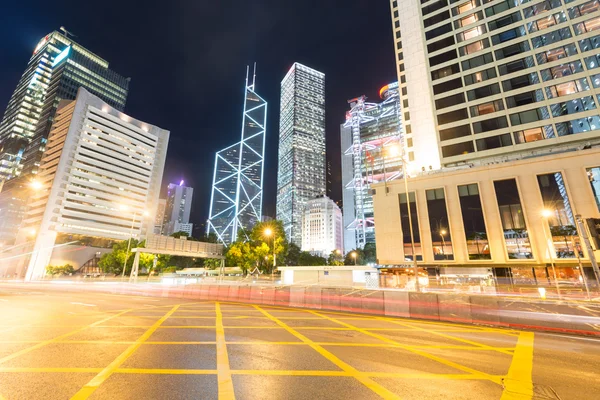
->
53;46;71;66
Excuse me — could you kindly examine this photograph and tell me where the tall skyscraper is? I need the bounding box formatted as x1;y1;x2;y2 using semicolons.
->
0;30;129;248
301;195;343;258
389;0;600;172
341;83;403;251
154;199;167;235
0;29;129;180
3;88;168;280
276;63;326;246
163;182;194;236
207;66;267;245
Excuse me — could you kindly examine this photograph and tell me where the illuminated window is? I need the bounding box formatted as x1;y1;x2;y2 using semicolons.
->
458;0;476;14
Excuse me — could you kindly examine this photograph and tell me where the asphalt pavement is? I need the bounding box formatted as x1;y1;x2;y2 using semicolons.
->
0;285;599;399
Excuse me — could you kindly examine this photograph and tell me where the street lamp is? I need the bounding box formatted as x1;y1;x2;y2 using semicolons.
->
439;229;447;260
541;209;561;299
119;205;148;280
351;251;357;266
263;227;276;273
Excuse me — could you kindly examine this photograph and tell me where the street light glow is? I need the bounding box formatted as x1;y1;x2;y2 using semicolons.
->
351;252;357;258
541;209;553;218
440;229;447;235
30;180;43;190
264;227;273;237
387;144;401;157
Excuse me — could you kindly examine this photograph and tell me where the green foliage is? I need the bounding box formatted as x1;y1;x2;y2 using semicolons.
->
203;258;222;270
163;266;177;274
284;243;302;266
98;239;155;275
327;250;344;266
225;220;288;274
298;252;327;266
46;264;75;276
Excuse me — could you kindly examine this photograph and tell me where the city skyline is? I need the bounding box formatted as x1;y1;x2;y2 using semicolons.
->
0;2;396;232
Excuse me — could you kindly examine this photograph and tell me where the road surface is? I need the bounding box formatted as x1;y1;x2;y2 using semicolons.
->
0;285;598;399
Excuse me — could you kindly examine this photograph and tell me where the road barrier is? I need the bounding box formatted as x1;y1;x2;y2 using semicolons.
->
5;281;600;336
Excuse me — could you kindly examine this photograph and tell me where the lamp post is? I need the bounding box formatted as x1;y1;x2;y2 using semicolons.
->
119;205;148;280
541;209;562;299
263;227;276;273
440;229;447;260
351;251;357;266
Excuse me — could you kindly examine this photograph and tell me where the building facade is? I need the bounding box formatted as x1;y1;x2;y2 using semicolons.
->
389;0;600;173
373;147;600;286
162;182;194;236
0;30;129;248
301;196;344;258
2;88;168;280
207;66;267;245
341;83;404;252
154;198;167;235
276;63;326;246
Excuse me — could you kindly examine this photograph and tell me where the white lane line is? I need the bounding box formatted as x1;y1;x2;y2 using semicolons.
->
70;302;96;307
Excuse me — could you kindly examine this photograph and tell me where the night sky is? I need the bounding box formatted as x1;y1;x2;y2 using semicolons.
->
0;1;396;233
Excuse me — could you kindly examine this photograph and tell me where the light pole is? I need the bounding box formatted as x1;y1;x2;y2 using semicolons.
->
541;209;562;299
439;229;447;260
119;205;148;280
263;227;276;273
351;251;357;266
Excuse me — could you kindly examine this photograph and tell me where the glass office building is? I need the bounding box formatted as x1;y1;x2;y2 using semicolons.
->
0;30;129;248
207;67;267;245
276;63;326;246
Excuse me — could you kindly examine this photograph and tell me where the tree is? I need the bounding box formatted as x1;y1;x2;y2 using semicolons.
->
327;250;344;266
225;220;289;274
363;242;377;264
344;249;365;265
202;258;222;270
46;264;75;276
284;243;302;266
298;251;327;266
98;239;155;275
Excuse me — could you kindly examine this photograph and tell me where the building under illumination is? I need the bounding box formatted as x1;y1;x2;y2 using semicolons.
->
301;196;343;258
163;182;194;236
0;30;129;248
276;63;326;246
370;1;600;287
341;83;403;252
2;88;168;280
207;66;267;245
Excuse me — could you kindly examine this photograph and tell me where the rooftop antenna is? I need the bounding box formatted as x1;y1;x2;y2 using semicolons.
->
245;65;249;89
252;62;257;89
59;26;76;39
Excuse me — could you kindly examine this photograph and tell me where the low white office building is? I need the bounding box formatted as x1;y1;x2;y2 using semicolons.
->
6;88;169;280
301;196;343;258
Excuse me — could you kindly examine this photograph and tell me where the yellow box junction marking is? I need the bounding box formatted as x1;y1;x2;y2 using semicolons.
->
69;305;180;400
0;308;132;366
215;302;236;400
254;305;401;400
310;310;495;382
501;332;534;400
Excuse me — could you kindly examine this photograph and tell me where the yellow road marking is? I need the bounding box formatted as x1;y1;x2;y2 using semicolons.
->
501;332;534;400
116;368;217;375
255;305;400;400
310;311;496;382
0;367;103;373
69;305;180;400
215;303;235;400
0;309;132;365
379;317;515;355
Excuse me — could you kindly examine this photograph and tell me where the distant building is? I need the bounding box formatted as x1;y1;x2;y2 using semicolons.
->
276;63;326;246
163;182;193;236
341;83;403;252
301;196;343;258
154;199;166;235
207;65;267;245
0;30;129;248
3;88;168;280
174;222;193;237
